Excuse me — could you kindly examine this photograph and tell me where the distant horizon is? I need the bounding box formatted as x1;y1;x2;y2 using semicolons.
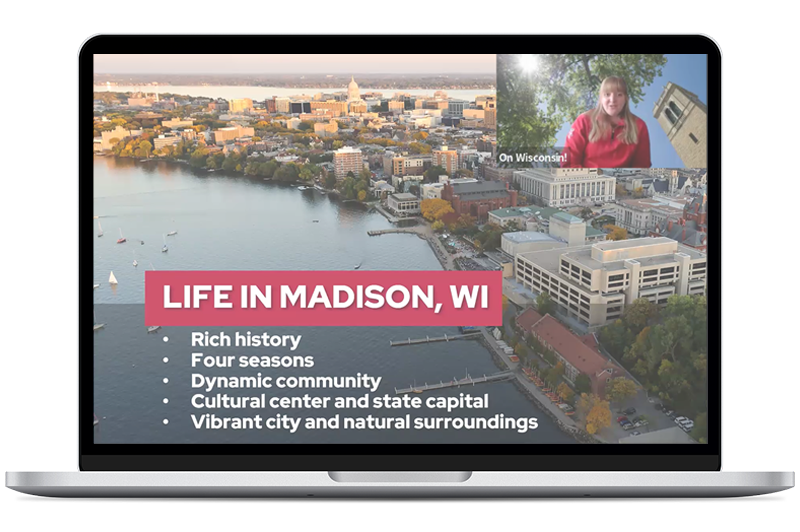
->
93;54;497;75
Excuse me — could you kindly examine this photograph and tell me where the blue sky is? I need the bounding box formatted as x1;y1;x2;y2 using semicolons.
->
554;54;708;168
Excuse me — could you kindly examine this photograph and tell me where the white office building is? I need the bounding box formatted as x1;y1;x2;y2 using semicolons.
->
514;168;616;207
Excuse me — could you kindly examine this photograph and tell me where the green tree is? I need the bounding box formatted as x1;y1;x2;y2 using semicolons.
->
423;165;448;183
575;373;592;395
325;173;337;189
536;292;555;316
497;54;668;157
431;220;445;232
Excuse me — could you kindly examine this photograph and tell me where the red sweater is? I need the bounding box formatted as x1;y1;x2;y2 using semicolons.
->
561;112;651;168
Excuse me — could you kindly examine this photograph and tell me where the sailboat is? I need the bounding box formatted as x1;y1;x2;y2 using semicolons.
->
167;230;178;236
94;413;100;426
117;228;126;244
147;325;161;333
354;262;362;270
161;234;168;253
97;219;103;237
108;271;118;285
93;283;100;289
133;259;138;267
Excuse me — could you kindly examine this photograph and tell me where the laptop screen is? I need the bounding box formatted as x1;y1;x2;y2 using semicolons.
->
91;52;709;452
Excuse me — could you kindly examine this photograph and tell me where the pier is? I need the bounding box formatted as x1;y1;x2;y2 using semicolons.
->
395;370;515;395
389;332;481;347
367;228;422;237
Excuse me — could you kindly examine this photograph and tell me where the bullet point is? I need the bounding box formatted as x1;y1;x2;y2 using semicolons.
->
163;419;169;425
163;357;169;363
163;398;169;404
163;377;169;384
163;336;169;343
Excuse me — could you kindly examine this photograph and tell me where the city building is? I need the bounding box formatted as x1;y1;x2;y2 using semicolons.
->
162;118;194;130
382;153;430;177
213;124;255;145
265;98;277;113
484;108;497;129
514;168;615;207
441;180;518;221
209;99;229;112
387;193;421;216
275;97;291;113
653;82;707;167
515;237;707;328
310;100;347;116
421;182;445;199
525;314;625;397
388;100;405;113
433;146;459;176
447;99;468;116
501;231;565;257
482;161;516;183
615;198;684;236
333;146;364;179
650;195;708;252
488;206;537;228
314;120;339;137
287;117;301;130
475;95;496;110
549;212;605;247
153;134;181;150
228;98;253;114
290;101;312;114
99;125;133;151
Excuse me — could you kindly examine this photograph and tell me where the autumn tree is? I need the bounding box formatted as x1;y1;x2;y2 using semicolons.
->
605;378;638;403
420;198;455;221
603;224;628;241
357;190;367;202
557;382;575;403
577;393;612;435
497;54;667;158
431;220;445;232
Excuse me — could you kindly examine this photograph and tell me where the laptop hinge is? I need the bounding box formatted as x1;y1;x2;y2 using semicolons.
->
328;471;472;483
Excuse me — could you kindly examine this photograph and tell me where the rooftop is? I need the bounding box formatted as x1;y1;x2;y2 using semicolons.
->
516;307;544;332
489;207;534;218
502;231;559;244
531;315;619;376
391;193;418;201
551;212;582;225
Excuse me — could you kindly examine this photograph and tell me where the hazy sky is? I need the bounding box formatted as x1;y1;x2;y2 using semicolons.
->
93;55;496;74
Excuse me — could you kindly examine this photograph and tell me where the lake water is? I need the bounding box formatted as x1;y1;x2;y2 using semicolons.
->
92;157;572;445
93;85;495;102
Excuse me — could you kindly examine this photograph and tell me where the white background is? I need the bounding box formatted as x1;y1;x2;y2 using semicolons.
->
1;2;797;529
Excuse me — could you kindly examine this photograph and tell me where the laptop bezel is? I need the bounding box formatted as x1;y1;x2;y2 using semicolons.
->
81;36;721;471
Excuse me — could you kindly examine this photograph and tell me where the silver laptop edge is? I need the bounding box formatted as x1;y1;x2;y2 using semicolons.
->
7;471;794;498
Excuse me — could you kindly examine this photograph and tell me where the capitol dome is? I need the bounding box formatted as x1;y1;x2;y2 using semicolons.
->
347;75;360;101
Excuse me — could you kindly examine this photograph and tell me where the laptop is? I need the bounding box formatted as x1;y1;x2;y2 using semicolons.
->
6;36;794;498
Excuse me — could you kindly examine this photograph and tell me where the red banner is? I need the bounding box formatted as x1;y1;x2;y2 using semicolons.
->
144;270;503;327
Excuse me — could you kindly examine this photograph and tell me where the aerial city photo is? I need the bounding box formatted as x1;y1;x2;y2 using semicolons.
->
92;53;707;446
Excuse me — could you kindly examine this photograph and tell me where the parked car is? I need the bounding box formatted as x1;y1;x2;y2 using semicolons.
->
680;423;694;433
664;409;676;417
623;423;636;431
631;431;641;436
623;408;637;416
617;416;628;424
647;397;657;403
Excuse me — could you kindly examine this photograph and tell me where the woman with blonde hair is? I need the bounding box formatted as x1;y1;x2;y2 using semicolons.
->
561;76;651;168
